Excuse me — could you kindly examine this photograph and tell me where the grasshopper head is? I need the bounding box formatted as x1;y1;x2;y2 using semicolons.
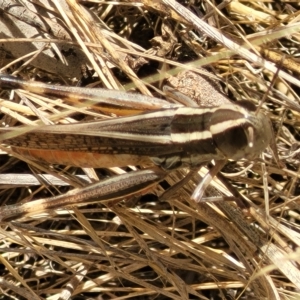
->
210;103;273;161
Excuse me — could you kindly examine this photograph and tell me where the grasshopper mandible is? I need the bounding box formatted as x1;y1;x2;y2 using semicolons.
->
0;74;273;219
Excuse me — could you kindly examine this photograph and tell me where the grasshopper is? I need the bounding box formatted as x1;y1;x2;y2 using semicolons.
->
0;73;274;220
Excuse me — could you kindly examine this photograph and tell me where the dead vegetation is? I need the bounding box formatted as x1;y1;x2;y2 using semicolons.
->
0;0;300;299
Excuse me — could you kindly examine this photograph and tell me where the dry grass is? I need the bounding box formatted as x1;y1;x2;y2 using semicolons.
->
0;0;300;299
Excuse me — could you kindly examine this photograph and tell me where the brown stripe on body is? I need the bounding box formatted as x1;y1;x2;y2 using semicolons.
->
83;109;175;137
4;131;182;156
171;107;212;134
11;148;153;168
208;107;247;128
